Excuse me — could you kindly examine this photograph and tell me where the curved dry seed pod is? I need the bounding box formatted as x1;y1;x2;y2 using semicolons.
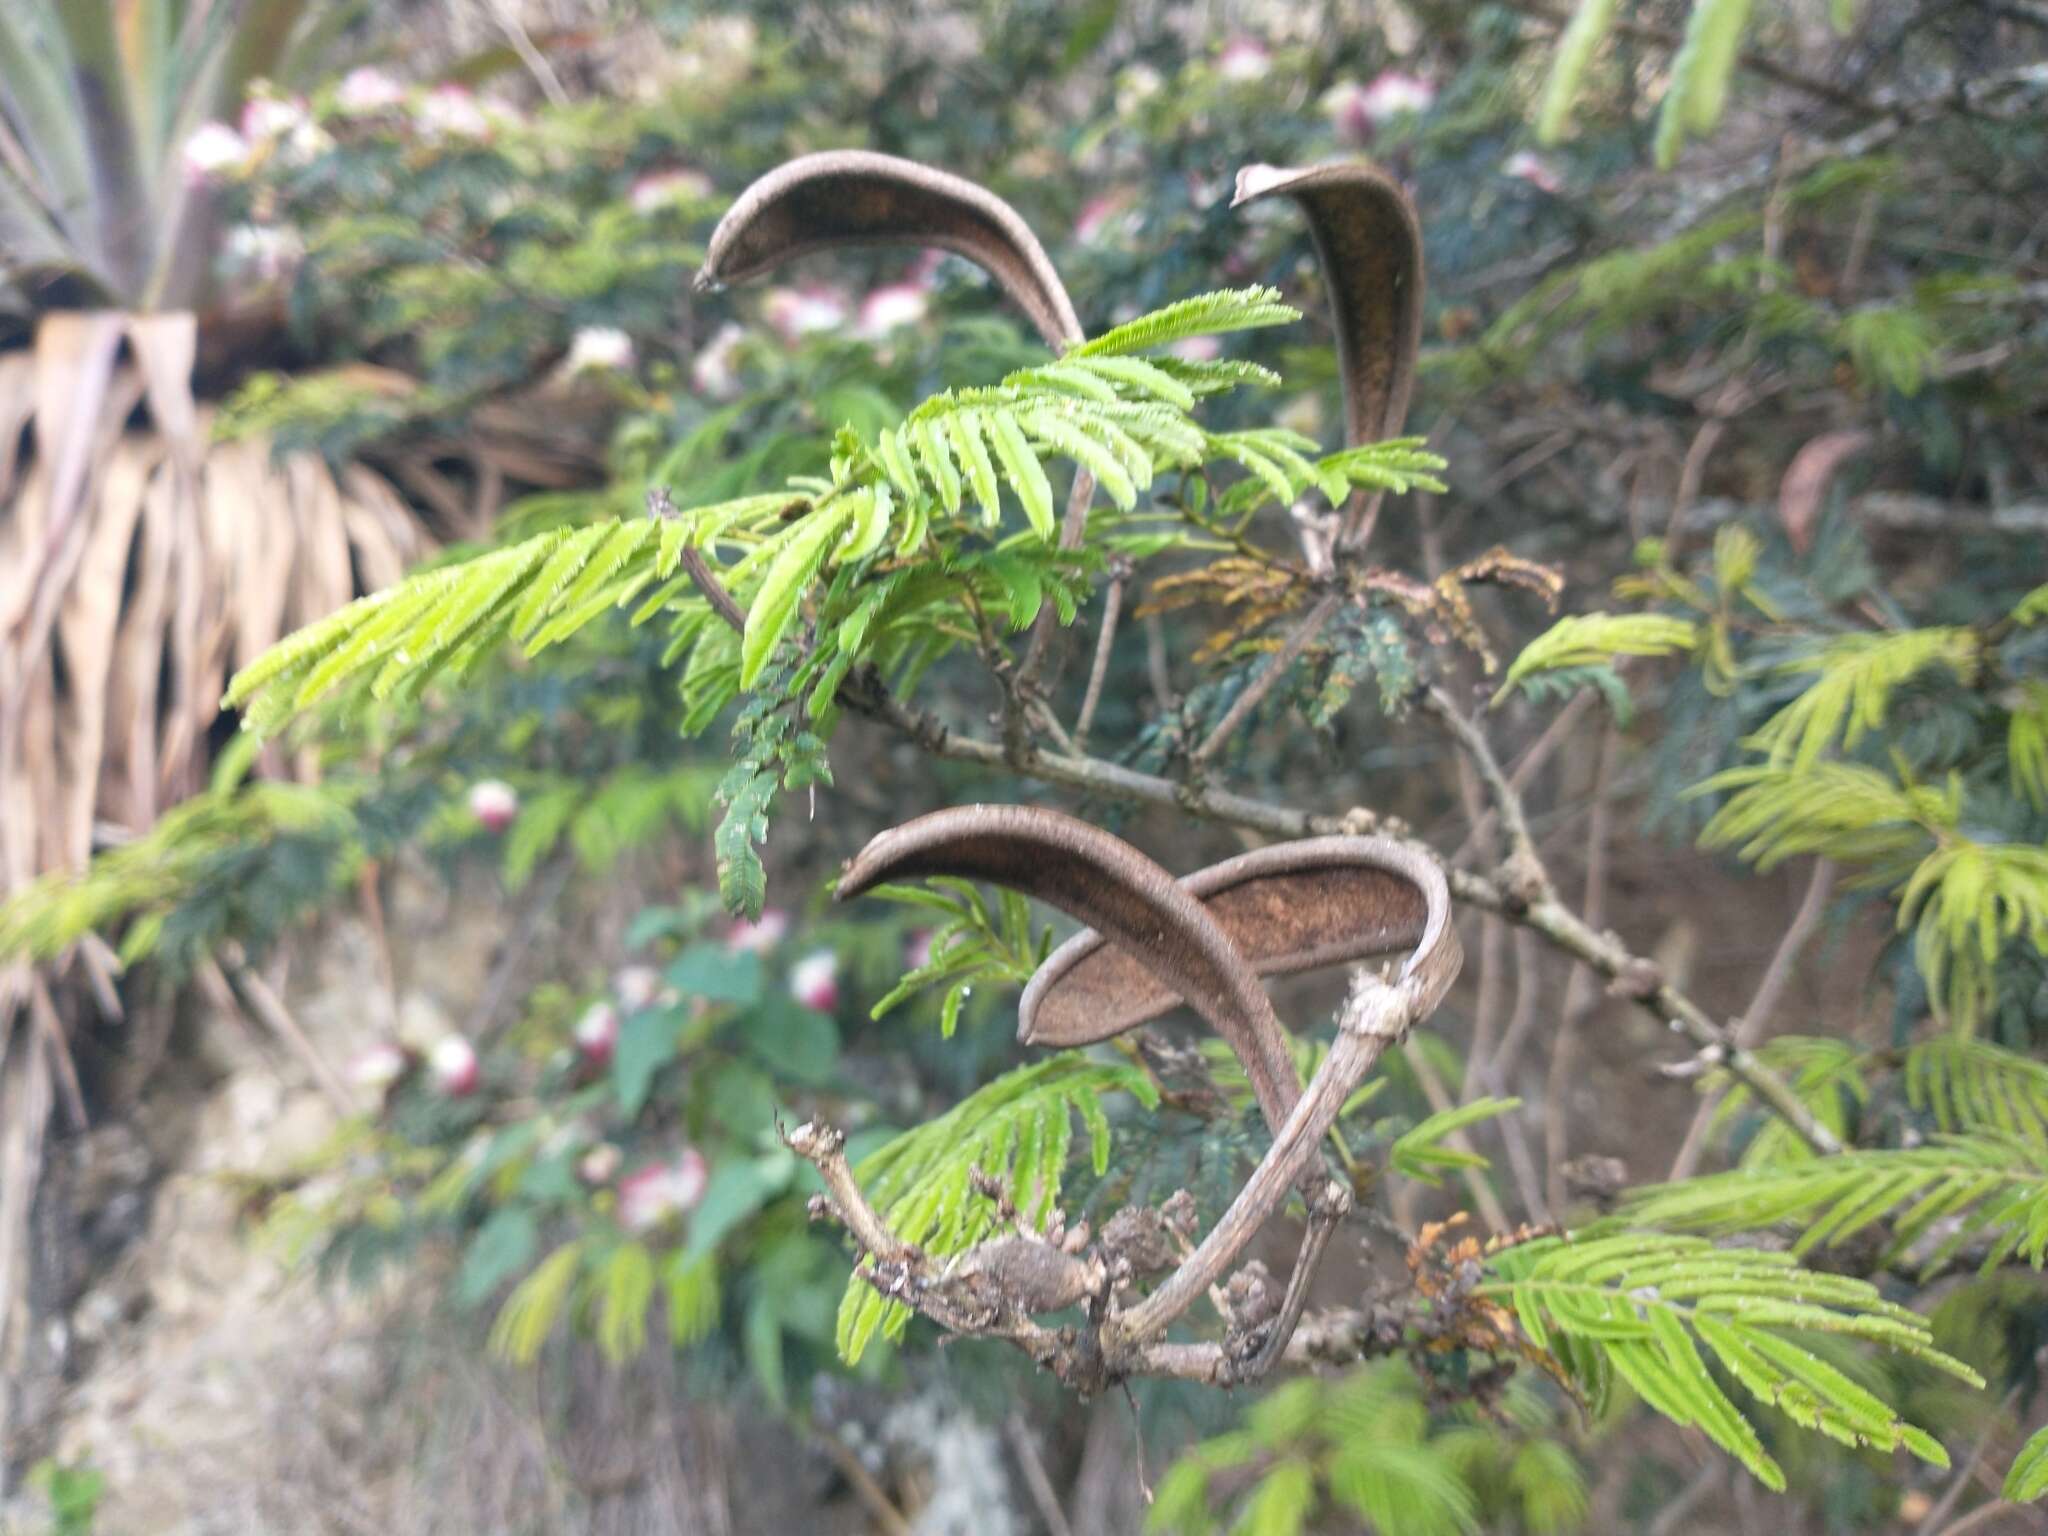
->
698;150;1084;350
1232;161;1423;544
1019;837;1444;1048
835;805;1304;1133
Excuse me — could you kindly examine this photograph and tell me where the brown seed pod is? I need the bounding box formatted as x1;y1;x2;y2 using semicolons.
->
1018;836;1449;1049
1232;161;1424;546
697;149;1083;350
835;805;1303;1134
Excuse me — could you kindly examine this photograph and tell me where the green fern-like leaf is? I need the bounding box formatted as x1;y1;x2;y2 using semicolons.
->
1703;1035;1870;1168
488;1238;587;1365
1493;613;1698;707
1906;1035;2048;1146
1616;1137;2048;1277
1481;1232;1977;1490
1391;1097;1520;1186
1899;840;2048;1027
589;1241;657;1364
833;1053;1159;1364
2009;682;2048;810
1074;286;1300;358
1654;0;1756;168
1748;628;1979;770
2006;1423;2048;1502
1837;304;1941;397
1693;760;1948;872
1537;0;1621;143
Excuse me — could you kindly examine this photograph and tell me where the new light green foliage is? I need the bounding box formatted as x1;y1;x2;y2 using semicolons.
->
1654;0;1756;168
1480;1232;1977;1490
223;289;1299;733
832;1054;1158;1366
1618;1136;2048;1278
1493;612;1699;707
2007;1423;2048;1502
1536;0;1620;143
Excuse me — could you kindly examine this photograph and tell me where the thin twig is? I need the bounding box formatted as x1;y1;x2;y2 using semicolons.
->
1004;1413;1076;1536
1917;1384;2026;1536
1543;727;1618;1217
839;672;1841;1158
1071;560;1128;754
680;548;747;634
1420;688;1844;1157
213;947;354;1113
479;0;571;107
1141;610;1173;711
1667;858;1836;1180
814;1433;914;1536
1191;593;1340;771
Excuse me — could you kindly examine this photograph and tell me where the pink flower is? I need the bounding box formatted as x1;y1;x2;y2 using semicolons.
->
725;908;790;953
240;94;307;145
762;285;850;341
1073;192;1135;246
575;1002;621;1065
614;967;662;1012
903;928;935;971
1168;335;1223;363
789;950;840;1014
617;1150;709;1232
181;121;249;184
689;322;747;400
417;84;491;139
905;248;947;288
629;167;714;214
351;1041;409;1090
565;326;635;375
1217;35;1271;82
336;67;404;115
223;223;303;283
578;1143;622;1184
429;1035;480;1097
855;282;930;339
1362;71;1435;122
468;779;518;833
1504;151;1563;195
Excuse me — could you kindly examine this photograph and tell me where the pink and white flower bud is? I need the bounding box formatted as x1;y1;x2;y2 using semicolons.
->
789;950;840;1014
1363;71;1435;123
240;94;308;146
1217;35;1272;82
429;1035;480;1097
855;282;930;339
417;84;491;139
575;1002;620;1065
578;1143;622;1184
1168;335;1223;363
725;908;790;954
351;1041;409;1091
903;928;935;971
689;322;747;400
617;1149;709;1231
1072;193;1135;246
616;966;665;1013
1503;151;1563;195
761;285;850;341
336;67;404;116
468;779;518;833
182;121;249;185
629;167;714;214
565;326;635;375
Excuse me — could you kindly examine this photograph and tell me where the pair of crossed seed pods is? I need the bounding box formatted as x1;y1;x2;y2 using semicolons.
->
698;152;1461;1382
